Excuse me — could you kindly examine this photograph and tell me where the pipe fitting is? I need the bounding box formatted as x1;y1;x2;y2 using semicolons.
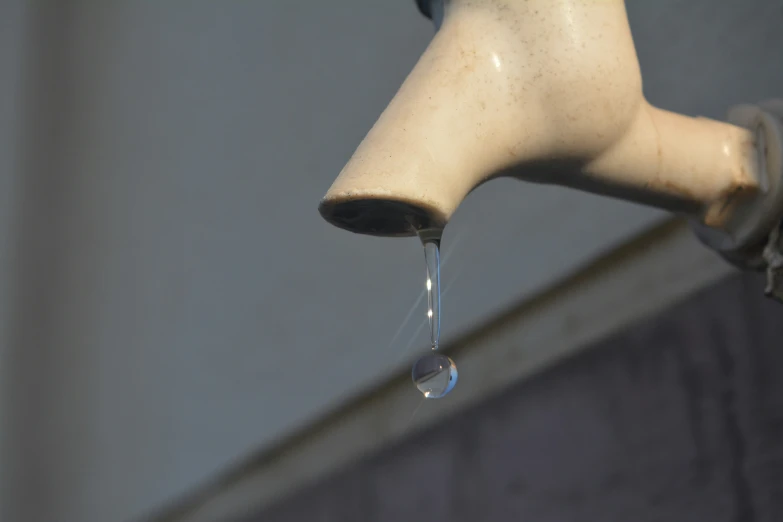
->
692;101;783;273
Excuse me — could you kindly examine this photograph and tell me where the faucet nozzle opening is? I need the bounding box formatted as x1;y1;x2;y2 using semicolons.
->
318;197;447;238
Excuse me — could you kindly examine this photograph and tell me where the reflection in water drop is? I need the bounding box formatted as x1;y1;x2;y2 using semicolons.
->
411;353;458;399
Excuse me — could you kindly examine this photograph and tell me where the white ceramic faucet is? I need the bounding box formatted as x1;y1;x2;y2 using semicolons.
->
319;0;783;299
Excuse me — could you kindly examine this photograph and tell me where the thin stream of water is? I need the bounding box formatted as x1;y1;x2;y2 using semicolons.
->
423;239;441;350
411;231;457;399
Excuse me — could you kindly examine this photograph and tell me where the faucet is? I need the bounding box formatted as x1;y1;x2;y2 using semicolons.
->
319;0;783;300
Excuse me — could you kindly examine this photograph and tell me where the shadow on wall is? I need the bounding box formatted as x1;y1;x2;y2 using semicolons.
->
252;271;783;522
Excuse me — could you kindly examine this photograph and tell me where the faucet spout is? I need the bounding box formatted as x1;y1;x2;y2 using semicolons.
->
319;0;760;239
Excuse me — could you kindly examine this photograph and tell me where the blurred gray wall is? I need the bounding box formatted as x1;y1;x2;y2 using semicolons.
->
0;1;780;521
254;271;783;522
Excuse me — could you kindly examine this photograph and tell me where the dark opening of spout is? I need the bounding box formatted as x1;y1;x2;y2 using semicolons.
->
318;197;447;238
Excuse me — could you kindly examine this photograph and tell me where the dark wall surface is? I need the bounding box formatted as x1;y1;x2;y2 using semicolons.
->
247;271;783;522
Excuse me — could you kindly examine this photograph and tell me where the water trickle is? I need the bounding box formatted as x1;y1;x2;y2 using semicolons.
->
423;238;441;349
411;230;458;399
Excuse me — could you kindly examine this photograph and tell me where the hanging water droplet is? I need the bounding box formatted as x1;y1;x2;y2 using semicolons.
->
411;229;457;398
411;353;458;399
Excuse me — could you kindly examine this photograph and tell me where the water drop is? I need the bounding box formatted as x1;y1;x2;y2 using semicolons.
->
411;353;458;399
411;230;457;399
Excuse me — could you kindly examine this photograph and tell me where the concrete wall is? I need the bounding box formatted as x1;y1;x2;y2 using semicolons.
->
1;1;781;521
0;0;28;517
149;220;739;522
253;271;783;522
